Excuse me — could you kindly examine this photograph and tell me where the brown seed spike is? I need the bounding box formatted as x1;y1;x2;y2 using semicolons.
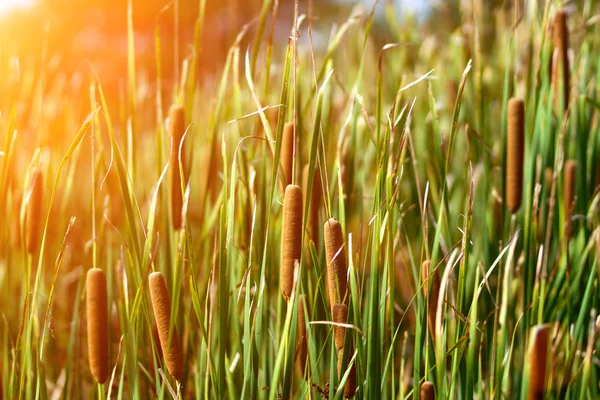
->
280;185;303;301
337;347;357;398
506;98;525;213
324;218;348;308
302;164;322;248
86;268;109;384
296;295;309;376
563;160;576;237
169;104;186;230
552;9;570;110
332;303;348;351
279;122;295;189
25;169;43;254
527;326;549;400
149;272;184;381
420;381;435;400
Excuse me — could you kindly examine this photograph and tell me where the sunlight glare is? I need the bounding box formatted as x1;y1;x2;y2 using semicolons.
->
0;0;33;12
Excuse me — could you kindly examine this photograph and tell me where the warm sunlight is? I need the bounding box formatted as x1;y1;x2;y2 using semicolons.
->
0;0;33;12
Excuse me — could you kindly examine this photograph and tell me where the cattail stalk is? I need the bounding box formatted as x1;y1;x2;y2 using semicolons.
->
552;9;570;110
169;104;186;230
281;185;303;300
420;381;435;400
302;164;322;247
527;326;549;400
506;98;525;213
563;160;576;236
86;268;109;384
279;122;295;189
324;218;348;308
149;271;184;381
25;169;43;254
296;295;309;375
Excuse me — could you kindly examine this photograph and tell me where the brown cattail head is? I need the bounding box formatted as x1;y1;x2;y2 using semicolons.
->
11;192;22;248
332;303;348;351
420;381;435;400
302;164;322;248
281;185;303;301
506;98;525;213
279;122;295;190
86;268;109;384
563;160;576;236
337;347;357;398
149;271;184;381
169;104;186;230
552;9;570;110
527;325;549;400
296;295;309;376
324;218;348;308
421;260;440;340
25;169;43;254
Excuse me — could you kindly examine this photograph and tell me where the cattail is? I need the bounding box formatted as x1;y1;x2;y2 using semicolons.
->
324;218;348;308
552;8;570;110
563;160;576;236
149;271;184;381
281;185;303;300
302;164;322;248
337;346;357;398
25;169;43;254
279;122;295;189
11;193;22;248
527;326;549;400
506;98;525;213
169;104;186;230
86;268;109;384
421;260;440;340
420;381;435;400
332;303;348;351
296;295;309;375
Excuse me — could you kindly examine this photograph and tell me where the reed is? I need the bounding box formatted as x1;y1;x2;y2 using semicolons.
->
280;122;295;189
296;294;309;376
506;97;525;214
302;164;322;247
280;184;303;300
149;271;184;381
86;268;109;384
169;104;186;230
552;8;570;110
526;326;549;400
420;381;435;400
324;218;348;308
25;169;43;254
